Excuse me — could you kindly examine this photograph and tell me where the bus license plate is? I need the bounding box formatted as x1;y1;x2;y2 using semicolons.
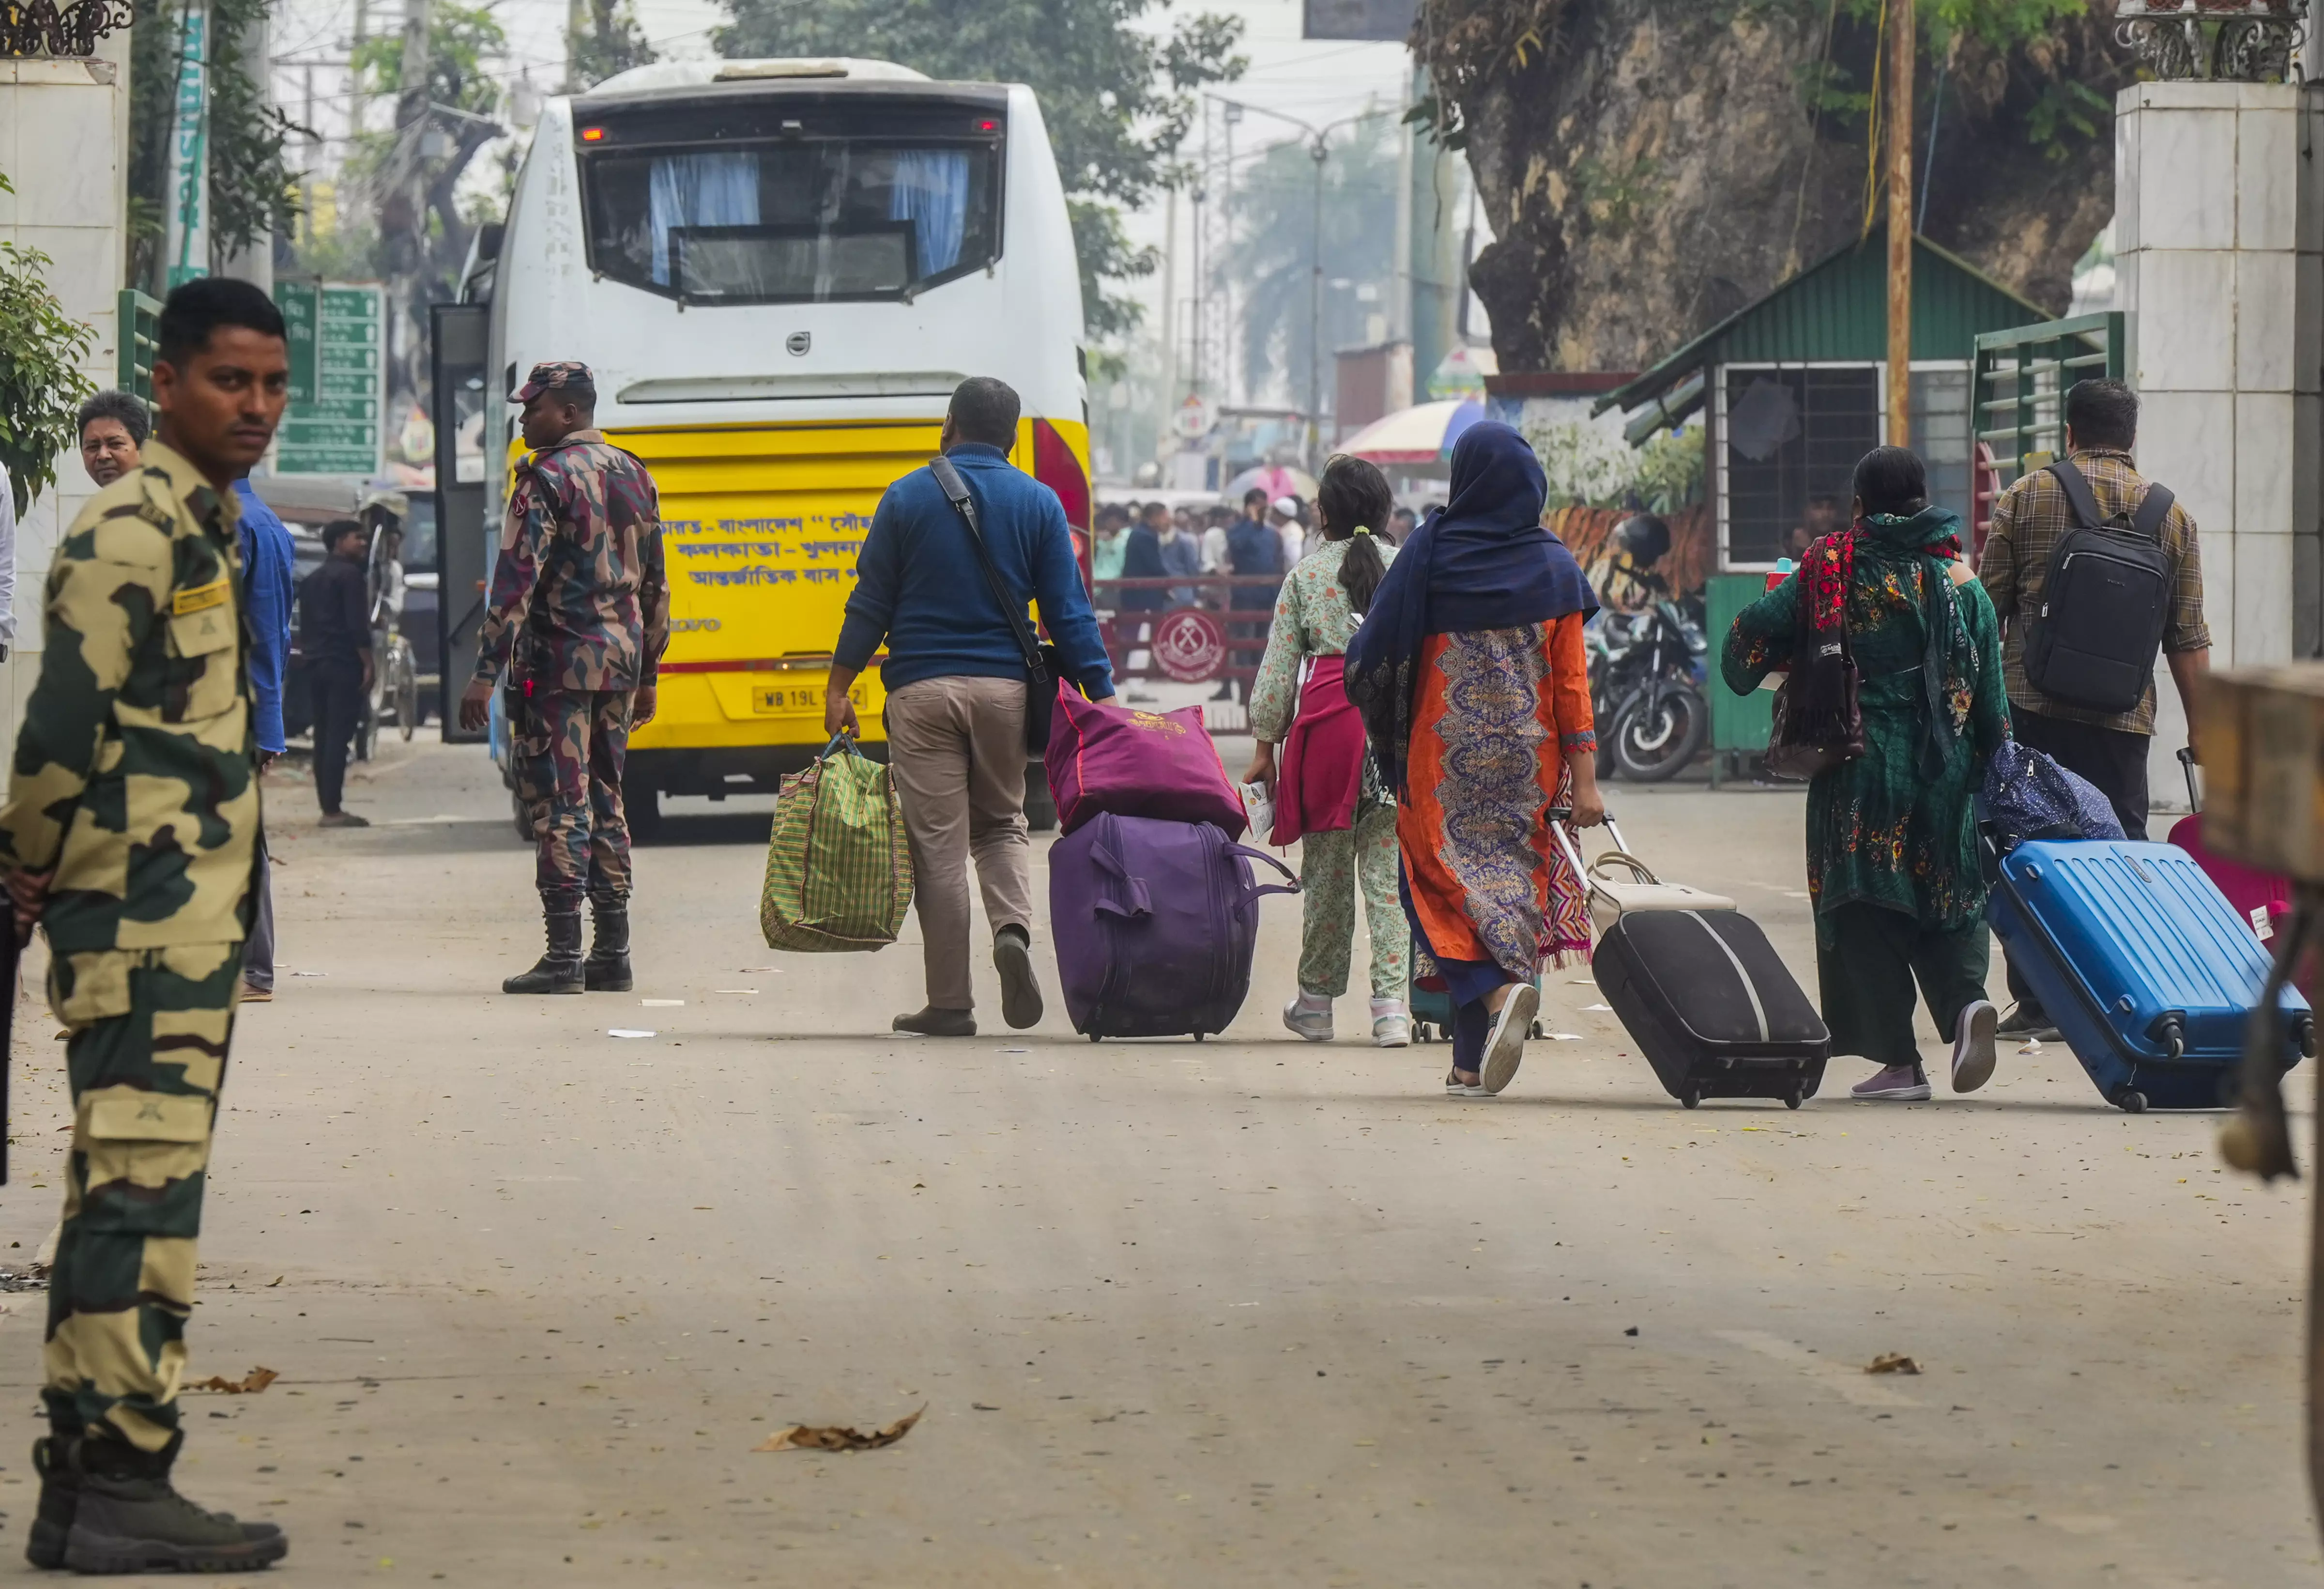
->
753;683;863;715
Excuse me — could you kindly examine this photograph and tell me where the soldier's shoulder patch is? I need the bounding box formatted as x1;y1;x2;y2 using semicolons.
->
172;576;232;617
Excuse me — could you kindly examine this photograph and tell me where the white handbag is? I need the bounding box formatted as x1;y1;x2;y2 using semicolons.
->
1554;818;1736;934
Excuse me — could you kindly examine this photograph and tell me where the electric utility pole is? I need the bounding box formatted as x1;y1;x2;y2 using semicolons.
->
1886;0;1914;447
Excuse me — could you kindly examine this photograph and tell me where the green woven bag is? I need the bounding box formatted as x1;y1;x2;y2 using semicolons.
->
759;736;915;952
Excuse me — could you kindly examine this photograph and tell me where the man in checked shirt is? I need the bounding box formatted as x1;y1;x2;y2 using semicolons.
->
1978;377;2211;1041
458;362;670;995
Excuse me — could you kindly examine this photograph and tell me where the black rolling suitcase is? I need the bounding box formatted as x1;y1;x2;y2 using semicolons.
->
1593;909;1832;1109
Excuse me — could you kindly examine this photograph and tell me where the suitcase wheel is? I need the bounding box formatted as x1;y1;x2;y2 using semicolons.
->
1088;1033;1102;1044
1194;1032;1206;1042
1530;1021;1544;1040
1783;1084;1805;1111
1680;1088;1701;1110
2115;1089;2148;1114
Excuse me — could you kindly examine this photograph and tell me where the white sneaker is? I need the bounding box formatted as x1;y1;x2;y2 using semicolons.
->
1443;1071;1491;1099
1283;995;1334;1043
1951;1000;1999;1093
1371;1000;1410;1047
1480;983;1539;1095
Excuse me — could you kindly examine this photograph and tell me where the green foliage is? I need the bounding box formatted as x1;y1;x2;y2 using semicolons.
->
124;0;301;286
1209;117;1398;406
205;0;301;261
0;213;99;518
716;0;1247;339
351;2;508;116
567;0;656;92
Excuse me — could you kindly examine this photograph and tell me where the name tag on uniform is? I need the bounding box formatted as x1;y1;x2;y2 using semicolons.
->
172;578;230;617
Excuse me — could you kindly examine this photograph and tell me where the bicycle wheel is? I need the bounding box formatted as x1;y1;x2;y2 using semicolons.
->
394;641;418;741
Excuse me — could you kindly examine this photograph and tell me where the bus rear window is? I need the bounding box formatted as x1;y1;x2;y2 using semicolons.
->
582;139;1001;304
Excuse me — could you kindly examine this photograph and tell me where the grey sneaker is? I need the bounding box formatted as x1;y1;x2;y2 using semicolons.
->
1951;1000;1999;1093
1480;983;1539;1095
1850;1064;1931;1101
1283;996;1333;1043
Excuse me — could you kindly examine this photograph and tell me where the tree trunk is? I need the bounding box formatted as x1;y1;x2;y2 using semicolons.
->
1419;1;2132;375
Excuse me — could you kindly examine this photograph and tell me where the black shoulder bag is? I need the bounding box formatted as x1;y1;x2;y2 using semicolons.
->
1763;537;1864;782
2022;459;2175;716
928;455;1067;755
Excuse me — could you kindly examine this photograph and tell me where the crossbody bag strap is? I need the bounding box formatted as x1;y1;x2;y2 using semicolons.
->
928;455;1049;685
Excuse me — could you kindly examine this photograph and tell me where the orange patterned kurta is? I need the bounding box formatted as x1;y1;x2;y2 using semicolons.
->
1398;612;1596;978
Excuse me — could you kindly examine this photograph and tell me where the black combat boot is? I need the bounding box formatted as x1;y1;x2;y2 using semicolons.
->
27;1431;79;1569
62;1432;288;1574
504;892;585;994
584;891;633;992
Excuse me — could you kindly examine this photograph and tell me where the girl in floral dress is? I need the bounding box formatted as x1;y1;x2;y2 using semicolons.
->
1246;455;1412;1047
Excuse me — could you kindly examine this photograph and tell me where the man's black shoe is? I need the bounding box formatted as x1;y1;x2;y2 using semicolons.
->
26;1435;77;1569
584;892;633;992
505;897;585;994
893;1006;977;1037
1996;1003;2062;1043
994;928;1043;1030
62;1436;287;1574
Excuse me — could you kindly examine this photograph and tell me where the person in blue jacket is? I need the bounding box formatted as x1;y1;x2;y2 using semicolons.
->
826;377;1115;1039
235;477;295;1002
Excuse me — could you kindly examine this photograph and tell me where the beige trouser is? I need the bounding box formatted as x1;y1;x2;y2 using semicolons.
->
882;675;1035;1011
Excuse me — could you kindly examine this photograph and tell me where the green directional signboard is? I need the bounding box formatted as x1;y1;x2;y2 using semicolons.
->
273;281;383;476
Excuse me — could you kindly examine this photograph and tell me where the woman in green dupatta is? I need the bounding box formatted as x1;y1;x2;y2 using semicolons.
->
1723;447;2012;1102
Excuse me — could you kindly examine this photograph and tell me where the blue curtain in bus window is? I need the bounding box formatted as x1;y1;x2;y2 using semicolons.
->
887;150;969;277
649;153;761;285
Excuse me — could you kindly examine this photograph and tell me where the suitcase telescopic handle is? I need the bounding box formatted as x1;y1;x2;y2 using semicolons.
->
2179;745;2201;815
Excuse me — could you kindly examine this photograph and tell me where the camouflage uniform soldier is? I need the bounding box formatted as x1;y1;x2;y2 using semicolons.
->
459;362;669;994
0;279;290;1573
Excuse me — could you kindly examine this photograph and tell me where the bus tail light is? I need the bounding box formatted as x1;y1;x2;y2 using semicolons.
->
1031;419;1093;589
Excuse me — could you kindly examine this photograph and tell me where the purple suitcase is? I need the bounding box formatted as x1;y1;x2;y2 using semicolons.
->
1050;812;1299;1040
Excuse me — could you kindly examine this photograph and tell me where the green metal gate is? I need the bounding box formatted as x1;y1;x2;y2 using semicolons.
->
1972;310;2125;494
116;289;162;412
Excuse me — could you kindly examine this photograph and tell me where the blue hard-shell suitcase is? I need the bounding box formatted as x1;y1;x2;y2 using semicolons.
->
1988;839;2313;1111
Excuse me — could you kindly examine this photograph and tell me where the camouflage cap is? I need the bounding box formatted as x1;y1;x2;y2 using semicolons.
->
511;361;596;403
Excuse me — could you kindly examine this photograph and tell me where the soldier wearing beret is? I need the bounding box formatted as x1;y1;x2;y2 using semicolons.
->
0;278;290;1572
459;363;670;993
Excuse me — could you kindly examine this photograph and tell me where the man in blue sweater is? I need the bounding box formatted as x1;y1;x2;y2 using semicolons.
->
826;377;1115;1037
235;478;296;1001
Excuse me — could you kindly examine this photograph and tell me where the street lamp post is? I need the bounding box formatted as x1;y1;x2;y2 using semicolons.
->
1206;96;1396;473
1309;136;1327;472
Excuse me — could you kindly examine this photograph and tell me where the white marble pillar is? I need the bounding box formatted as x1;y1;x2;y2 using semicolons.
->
2114;79;2322;810
0;29;130;747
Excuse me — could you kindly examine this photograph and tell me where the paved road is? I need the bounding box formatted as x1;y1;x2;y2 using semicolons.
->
0;739;2310;1586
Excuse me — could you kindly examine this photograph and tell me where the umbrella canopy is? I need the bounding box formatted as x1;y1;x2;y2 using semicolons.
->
1339;398;1486;466
1223;463;1318;502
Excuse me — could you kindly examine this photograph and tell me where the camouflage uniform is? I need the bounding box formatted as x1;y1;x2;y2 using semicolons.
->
0;441;257;1454
475;364;669;902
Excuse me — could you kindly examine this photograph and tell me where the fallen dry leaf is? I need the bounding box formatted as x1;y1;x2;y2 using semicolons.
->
1865;1354;1920;1376
186;1367;279;1394
754;1405;925;1452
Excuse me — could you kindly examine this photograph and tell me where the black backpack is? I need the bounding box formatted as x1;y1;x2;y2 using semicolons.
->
2021;459;2175;716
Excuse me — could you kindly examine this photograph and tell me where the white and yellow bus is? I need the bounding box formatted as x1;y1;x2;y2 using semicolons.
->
487;57;1091;827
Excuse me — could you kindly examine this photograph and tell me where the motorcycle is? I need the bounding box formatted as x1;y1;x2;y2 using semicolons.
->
1589;598;1710;783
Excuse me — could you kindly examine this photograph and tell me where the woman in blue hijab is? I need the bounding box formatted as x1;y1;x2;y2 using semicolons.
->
1345;422;1604;1098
